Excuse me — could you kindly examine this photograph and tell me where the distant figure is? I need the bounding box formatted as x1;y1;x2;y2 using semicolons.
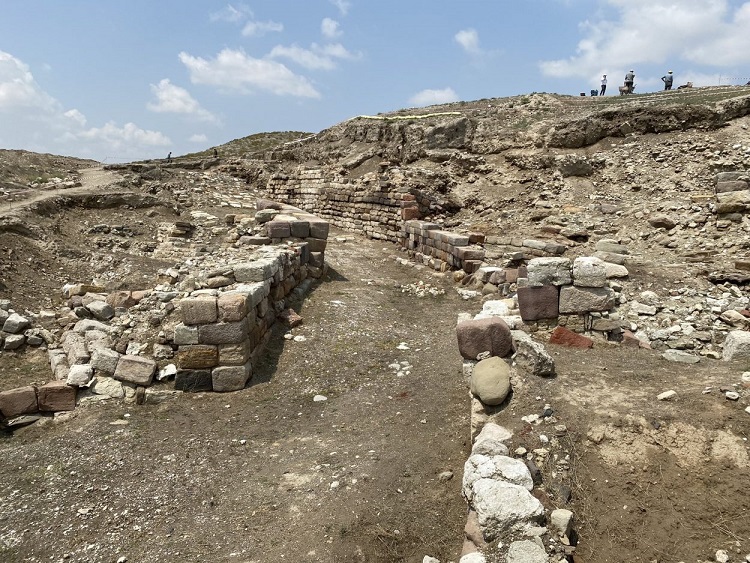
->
662;70;674;90
213;148;218;158
600;74;607;96
166;151;172;163
624;70;635;94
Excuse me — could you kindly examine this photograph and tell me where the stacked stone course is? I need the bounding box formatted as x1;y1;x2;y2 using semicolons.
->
401;219;486;274
262;168;427;242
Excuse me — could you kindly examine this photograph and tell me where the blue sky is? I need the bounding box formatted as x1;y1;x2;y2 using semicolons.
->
2;0;750;162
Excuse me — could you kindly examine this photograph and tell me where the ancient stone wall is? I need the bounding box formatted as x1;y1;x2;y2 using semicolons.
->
262;168;424;242
401;219;486;274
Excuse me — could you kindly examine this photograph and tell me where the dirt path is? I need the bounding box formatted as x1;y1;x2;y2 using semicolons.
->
0;231;471;563
0;166;120;216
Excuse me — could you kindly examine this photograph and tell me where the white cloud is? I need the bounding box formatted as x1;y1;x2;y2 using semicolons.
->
77;122;171;148
409;87;459;107
63;109;87;127
189;133;208;143
321;18;342;38
179;48;320;98
269;42;361;70
210;3;252;23
455;28;482;55
540;0;750;77
147;78;218;123
0;50;58;111
241;19;284;37
330;0;351;15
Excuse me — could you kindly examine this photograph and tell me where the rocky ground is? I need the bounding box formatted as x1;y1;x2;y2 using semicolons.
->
2;86;750;562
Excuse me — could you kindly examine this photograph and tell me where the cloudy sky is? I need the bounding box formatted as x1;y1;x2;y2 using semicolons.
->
2;0;750;162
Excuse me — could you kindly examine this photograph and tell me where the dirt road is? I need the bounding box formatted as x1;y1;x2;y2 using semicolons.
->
0;231;471;563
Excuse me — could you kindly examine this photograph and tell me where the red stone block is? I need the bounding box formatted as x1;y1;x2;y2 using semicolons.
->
517;286;559;321
456;317;513;359
549;326;593;349
37;381;76;412
0;386;38;418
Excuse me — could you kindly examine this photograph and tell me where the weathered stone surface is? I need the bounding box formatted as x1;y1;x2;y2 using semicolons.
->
89;349;120;376
595;239;629;255
471;423;512;456
73;319;117;334
181;296;218;325
511;330;556;377
506;540;548;563
212;362;252;392
722;330;750;361
463;454;534;497
470;356;511;406
90;377;125;399
572;256;607;287
648;215;677;229
662;349;700;364
218;341;252;366
2;333;25;350
37;381;76;412
559;286;616;313
176;345;219;369
86;300;115;321
0;386;38;418
550;326;594;349
469;480;544;540
526;257;572;287
173;323;199;345
106;291;137;309
516;285;559;321
198;320;249;345
456;317;513;359
234;257;280;282
217;292;249;322
3;313;31;334
174;369;213;392
309;220;330;239
255;208;279;223
113;355;156;386
550;508;574;537
61;332;90;365
604;262;629;278
66;364;93;386
716;190;750;213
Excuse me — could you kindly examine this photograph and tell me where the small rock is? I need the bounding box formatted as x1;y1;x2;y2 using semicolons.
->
726;391;740;401
313;395;327;402
657;390;677;401
438;470;454;482
715;549;729;563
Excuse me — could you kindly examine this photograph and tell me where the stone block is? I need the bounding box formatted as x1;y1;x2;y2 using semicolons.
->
306;237;327;252
61;332;90;365
289;221;310;238
37;381;76;412
716;180;749;193
3;334;25;350
173;323;199;345
3;313;31;334
526;257;572;287
113;355;156;386
174;370;213;392
86;300;115;321
198;320;249;345
218;292;249;322
722;330;750;361
212;362;252;392
517;286;559;321
549;326;594;349
595;239;629;254
559;286;616;313
308;220;330;239
90;348;121;376
267;220;291;238
106;291;137;309
234;257;280;283
67;364;93;387
176;345;219;369
456;317;513;360
716;190;750;213
511;330;556;377
309;252;325;268
218;341;253;366
0;386;38;418
572;256;607;288
181;296;218;325
456;246;486;261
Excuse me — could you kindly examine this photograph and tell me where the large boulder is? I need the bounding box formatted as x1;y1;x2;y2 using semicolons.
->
457;317;513;360
722;330;750;361
470;356;511;406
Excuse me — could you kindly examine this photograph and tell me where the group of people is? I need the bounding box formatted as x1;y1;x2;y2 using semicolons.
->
597;69;674;96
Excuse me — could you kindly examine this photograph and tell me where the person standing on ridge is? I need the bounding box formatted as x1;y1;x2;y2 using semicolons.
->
624;69;635;94
600;74;607;96
662;70;674;90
